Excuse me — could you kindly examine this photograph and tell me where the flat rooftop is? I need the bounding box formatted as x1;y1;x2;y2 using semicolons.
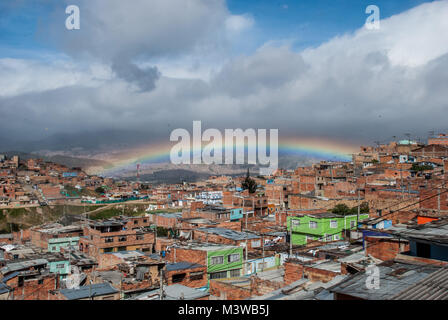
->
329;261;440;300
196;227;259;241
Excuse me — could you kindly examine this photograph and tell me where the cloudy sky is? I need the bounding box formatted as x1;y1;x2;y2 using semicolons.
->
0;0;447;152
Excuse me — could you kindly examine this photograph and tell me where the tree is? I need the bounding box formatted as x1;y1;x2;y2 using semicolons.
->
331;204;351;215
95;186;105;194
411;163;433;172
241;168;257;194
330;202;369;215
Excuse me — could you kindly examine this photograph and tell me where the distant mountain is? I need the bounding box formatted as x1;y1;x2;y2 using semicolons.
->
0;151;111;170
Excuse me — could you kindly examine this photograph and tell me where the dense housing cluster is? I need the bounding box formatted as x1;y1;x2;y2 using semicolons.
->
1;135;448;300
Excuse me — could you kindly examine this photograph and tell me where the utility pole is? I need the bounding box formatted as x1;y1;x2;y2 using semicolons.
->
153;226;157;254
400;167;404;200
357;188;360;231
159;269;164;300
289;211;293;257
261;233;265;272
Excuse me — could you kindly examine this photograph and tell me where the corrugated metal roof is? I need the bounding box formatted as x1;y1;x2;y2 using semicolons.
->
1;271;19;283
59;282;118;300
0;259;48;274
196;227;259;241
0;283;11;295
166;261;204;271
385;219;448;244
390;267;448;300
329;262;440;300
136;284;208;300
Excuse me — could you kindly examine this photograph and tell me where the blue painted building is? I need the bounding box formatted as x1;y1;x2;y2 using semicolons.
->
230;208;244;221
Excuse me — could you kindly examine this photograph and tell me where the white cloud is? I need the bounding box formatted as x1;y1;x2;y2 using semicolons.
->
2;0;448;149
225;14;255;33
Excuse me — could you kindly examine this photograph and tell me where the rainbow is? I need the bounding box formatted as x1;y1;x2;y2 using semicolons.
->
97;137;359;176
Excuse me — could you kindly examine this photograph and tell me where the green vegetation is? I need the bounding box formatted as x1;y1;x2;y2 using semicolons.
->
95;186;106;194
411;163;434;172
330;202;369;216
64;185;97;197
242;168;257;194
155;226;178;237
146;208;182;214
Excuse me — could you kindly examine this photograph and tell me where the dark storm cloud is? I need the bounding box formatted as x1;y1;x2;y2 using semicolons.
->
111;60;160;92
36;0;229;92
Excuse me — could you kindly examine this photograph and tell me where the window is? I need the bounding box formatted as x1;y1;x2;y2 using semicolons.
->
334;234;340;240
229;269;241;277
228;253;240;263
211;256;224;265
118;236;127;242
143;219;147;223
136;234;144;240
330;220;338;228
309;221;317;229
189;272;204;281
172;273;186;283
325;235;332;242
103;248;113;253
350;220;356;228
291;220;300;228
416;242;431;258
105;237;114;243
134;220;138;224
209;271;227;280
252;240;261;247
38;279;43;285
52;246;57;251
117;246;127;252
56;264;65;269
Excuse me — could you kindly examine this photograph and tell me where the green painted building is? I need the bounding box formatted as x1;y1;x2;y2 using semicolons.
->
48;237;80;253
179;244;244;284
48;259;71;277
206;245;243;280
287;212;369;245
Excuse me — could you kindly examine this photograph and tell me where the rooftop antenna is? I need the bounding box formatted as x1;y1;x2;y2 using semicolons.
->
404;133;411;142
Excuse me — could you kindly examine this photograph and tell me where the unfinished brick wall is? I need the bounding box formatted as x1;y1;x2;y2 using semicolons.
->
209;280;252;300
6;274;58;300
166;248;207;266
216;221;242;231
284;259;339;284
304;266;339;283
284;260;304;284
165;265;207;288
251;276;283;296
365;237;409;261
